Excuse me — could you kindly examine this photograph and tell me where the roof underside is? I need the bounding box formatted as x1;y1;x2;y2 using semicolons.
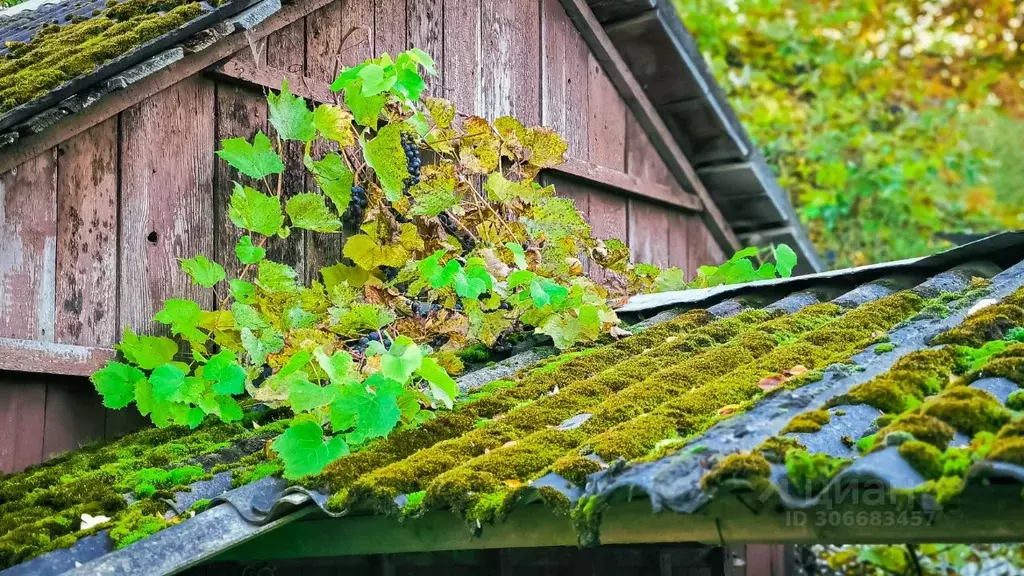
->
3;233;1024;575
586;0;824;273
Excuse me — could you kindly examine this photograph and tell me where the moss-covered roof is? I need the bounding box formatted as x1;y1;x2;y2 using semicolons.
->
3;235;1024;574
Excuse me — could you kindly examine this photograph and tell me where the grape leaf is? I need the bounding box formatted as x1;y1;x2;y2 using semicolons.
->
231;302;270;331
272;420;349;479
380;335;423;383
257;260;299;293
204;350;246;396
505;242;528;269
342;234;409;269
289;378;340;413
313;104;355;147
364;124;410;202
229;279;256;305
135;377;155;415
537;305;601;349
118;327;177;370
525;196;589;241
484;172;542;203
235;235;265;265
330;303;397;336
754;262;777;280
458;117;500;174
150;363;186;402
406;48;437;76
179;255;225;288
425;97;455;128
528;277;568;309
286;193;342;232
154;298;205;342
344;79;386;129
217;396;244;422
358;63;394;95
286;305;318;329
652;268;686;292
454;260;492;299
268;79;315;143
216;131;284;180
418;250;459;288
394;67;426;101
314;348;354;384
416;356;456;409
229;183;284;237
92;361;145;409
775;243;798;278
526;127;568;168
330;374;403;444
308;153;354;213
241;327;284;366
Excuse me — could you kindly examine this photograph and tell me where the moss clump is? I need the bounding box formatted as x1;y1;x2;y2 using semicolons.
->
874;342;895;354
108;502;174;549
785;449;850;497
839;348;959;414
756;435;806;464
921;386;1011;436
700;452;772;493
897;440;943;479
931;299;1024;348
780;410;831;434
400;490;425;517
458;342;490;364
550;454;604;486
877;413;956;450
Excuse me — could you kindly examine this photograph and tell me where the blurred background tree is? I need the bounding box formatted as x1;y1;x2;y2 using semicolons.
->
675;0;1023;268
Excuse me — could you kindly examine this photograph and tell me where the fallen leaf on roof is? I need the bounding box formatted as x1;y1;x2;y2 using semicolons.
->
609;326;633;339
718;404;740;416
967;298;998;316
758;375;786;391
80;513;110;531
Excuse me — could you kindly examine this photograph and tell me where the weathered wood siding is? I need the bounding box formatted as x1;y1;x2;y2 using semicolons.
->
0;0;723;473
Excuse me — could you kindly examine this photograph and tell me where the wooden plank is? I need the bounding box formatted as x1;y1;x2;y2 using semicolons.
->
118;75;217;333
629;197;670;267
208;57;337;104
557;0;739;252
540;0;589;159
0;337;113;376
689;216;726;270
549;157;701;212
55;117;118;347
0;373;46;473
0;150;57;342
624;109;670;185
668;210;700;278
341;0;375;67
375;0;408;55
305;0;344;84
407;0;444;95
481;0;540;123
588;188;627;286
442;0;480;114
42;375;107;459
586;52;626;171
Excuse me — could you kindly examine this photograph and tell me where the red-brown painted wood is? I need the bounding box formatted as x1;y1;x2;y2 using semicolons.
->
42;375;106;460
0;151;57;342
540;0;589;159
481;0;540;123
628;198;670;267
586;52;626;171
375;0;408;56
341;0;374;67
0;372;47;473
408;0;444;96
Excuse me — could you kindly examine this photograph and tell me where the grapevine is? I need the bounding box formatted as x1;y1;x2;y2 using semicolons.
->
90;48;798;479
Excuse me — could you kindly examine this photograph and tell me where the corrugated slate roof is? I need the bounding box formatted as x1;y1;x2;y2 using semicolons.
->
3;232;1024;575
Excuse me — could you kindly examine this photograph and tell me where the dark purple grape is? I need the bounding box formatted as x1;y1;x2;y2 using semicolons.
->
367;332;380;342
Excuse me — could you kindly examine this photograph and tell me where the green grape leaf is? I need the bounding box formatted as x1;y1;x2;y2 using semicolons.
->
458;117;500;174
217;396;244;422
774;243;798;278
731;246;760;260
358;63;395;95
754;262;777;280
314;348;354;384
330;303;396;337
380;335;423;384
216;131;284;180
406;47;437;75
229;183;284;237
537;305;601;349
418;250;460;288
652;267;686;292
525;196;590;241
344;79;386;129
118;327;178;370
286;305;318;329
342;234;409;269
416;356;456;409
505;242;528;269
229;279;256;304
330;374;403;444
408;187;458;217
204;350;246;396
484;172;543;203
286;193;342;232
179;255;225;288
241;327;284;366
425;97;455;129
150;363;186;402
313;104;355;147
308;153;354;213
454;261;492;299
135;377;155;415
289;378;340;413
257;260;299;293
394;67;426;101
268;79;315;143
272;420;349;479
723;257;756;284
92;361;145;409
364;124;410;202
526;127;568;168
154;298;205;342
507;269;537;289
231;302;270;331
235;235;266;265
529;278;568;308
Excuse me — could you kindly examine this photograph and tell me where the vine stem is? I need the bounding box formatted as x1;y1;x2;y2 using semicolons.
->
468;178;517;241
218;234;271;310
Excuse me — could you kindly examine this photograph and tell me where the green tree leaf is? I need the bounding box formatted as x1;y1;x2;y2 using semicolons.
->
363;124;410;202
257;260;299;293
380;335;423;384
230;183;284;237
179;255;225;288
118;327;177;370
235;235;266;265
272;420;349;479
289;378;340;413
204;350;246;396
775;243;798;278
154;298;205;342
416;357;456;409
216;131;284;180
308;153;354;213
330;374;403;444
286;193;342;232
268;79;315;143
91;361;144;409
150;363;186;402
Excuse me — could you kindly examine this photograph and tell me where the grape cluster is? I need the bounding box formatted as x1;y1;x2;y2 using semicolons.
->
402;132;421;191
343;185;368;230
411;301;442;317
439;212;476;252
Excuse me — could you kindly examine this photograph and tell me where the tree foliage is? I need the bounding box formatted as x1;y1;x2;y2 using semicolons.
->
676;0;1024;267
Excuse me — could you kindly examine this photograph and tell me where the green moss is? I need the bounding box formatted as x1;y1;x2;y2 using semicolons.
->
785;449;850;497
570;495;606;548
756;435;806;464
550;454;604;486
931;298;1024;348
188;498;212;513
877;413;956;449
700;452;772;493
108;502;173;549
897;440;943;479
780;410;831;434
839;348;959;413
458;343;491;364
921;386;1011;436
400;490;425;517
875;342;895;354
